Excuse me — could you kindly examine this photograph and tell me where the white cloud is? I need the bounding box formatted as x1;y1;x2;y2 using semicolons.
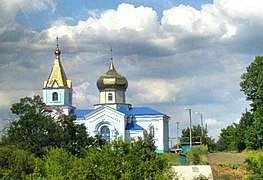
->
129;78;182;103
215;0;263;19
161;3;236;38
205;118;222;126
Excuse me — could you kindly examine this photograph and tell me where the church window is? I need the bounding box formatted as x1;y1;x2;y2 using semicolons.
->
52;92;58;101
108;93;113;101
150;126;155;137
100;125;110;142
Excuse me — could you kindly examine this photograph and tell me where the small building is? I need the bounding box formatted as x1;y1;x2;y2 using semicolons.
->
181;142;201;152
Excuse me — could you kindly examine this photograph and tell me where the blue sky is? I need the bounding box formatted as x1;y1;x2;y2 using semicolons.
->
17;0;213;31
1;0;262;140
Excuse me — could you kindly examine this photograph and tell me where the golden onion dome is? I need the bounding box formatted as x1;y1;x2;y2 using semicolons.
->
97;55;128;91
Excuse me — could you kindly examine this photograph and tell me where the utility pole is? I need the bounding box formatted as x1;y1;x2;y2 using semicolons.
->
185;107;192;149
205;123;208;143
196;112;204;144
176;121;179;149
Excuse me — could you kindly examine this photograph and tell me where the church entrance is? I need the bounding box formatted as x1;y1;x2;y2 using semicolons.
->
100;125;110;142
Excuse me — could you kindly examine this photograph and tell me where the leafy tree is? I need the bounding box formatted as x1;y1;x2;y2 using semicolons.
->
239;56;263;150
186;145;208;165
0;146;36;179
1;96;95;157
1;96;66;156
245;153;263;179
236;111;253;151
217;124;238;151
180;125;208;144
27;136;171;179
240;56;263;111
59;114;97;156
216;111;254;151
181;124;201;143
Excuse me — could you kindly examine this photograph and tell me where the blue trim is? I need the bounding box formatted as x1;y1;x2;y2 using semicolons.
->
125;121;144;130
119;107;163;116
72;109;93;118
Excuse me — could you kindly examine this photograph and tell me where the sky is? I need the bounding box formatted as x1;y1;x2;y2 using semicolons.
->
1;0;262;140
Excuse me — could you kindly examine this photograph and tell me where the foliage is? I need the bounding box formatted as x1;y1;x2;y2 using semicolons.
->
0;146;36;179
194;175;209;180
240;56;263;111
216;111;254;151
59;114;97;157
245;152;263;179
1;96;95;157
180;125;216;152
229;163;239;170
80;136;171;180
161;153;180;166
181;124;205;143
217;56;263;151
2;96;65;156
27;136;171;179
185;145;208;165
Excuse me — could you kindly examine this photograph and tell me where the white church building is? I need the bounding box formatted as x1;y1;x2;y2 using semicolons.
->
43;39;169;153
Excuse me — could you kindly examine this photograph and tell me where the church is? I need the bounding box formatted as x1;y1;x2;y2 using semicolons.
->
43;39;169;153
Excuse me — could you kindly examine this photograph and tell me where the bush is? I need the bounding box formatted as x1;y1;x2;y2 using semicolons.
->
186;145;208;165
0;146;36;179
245;152;263;179
24;137;173;179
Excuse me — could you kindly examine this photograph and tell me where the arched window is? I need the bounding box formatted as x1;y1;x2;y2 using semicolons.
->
52;92;58;101
150;126;155;137
100;125;110;142
108;93;113;101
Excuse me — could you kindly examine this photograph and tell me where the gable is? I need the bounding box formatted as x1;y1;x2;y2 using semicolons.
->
86;105;125;119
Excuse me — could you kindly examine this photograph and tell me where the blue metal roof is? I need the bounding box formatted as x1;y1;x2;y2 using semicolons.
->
119;106;163;116
125;121;144;130
72;109;93;118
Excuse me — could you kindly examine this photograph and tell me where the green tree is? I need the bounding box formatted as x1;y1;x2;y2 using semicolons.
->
0;146;36;179
59;114;97;156
236;111;253;151
186;145;208;165
216;124;238;151
240;56;263;111
28;136;171;179
245;153;263;179
180;124;207;145
2;96;66;156
240;56;263;150
1;96;95;157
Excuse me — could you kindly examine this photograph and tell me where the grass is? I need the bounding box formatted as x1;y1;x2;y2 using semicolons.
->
161;152;180;166
207;152;247;179
162;149;262;179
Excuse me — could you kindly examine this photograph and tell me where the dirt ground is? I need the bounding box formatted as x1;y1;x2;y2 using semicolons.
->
207;153;246;165
207;153;247;179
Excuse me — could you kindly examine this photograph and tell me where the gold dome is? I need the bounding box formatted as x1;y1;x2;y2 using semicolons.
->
97;55;128;91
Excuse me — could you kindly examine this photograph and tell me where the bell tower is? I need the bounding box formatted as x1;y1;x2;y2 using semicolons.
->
43;37;73;115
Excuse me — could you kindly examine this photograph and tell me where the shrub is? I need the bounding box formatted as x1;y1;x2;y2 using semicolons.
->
186;145;208;165
245;153;263;179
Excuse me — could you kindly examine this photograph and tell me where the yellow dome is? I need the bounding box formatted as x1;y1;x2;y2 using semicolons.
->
97;57;128;91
